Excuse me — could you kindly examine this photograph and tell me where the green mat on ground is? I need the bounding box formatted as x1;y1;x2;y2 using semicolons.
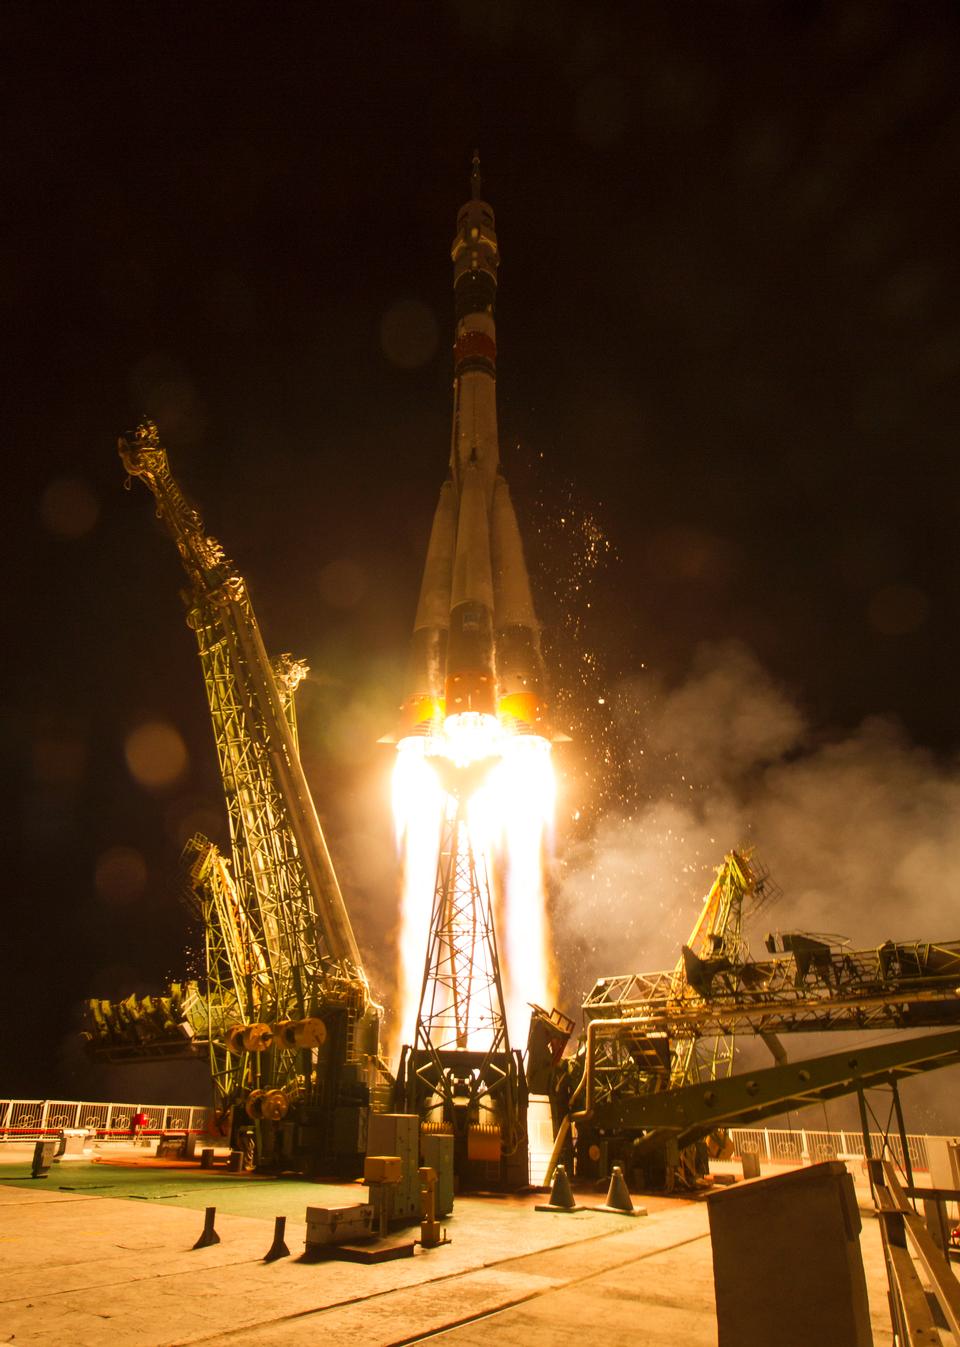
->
0;1162;363;1220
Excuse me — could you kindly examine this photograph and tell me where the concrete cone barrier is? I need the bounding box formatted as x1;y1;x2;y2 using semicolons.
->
594;1166;647;1217
263;1215;290;1262
192;1205;221;1248
535;1164;584;1213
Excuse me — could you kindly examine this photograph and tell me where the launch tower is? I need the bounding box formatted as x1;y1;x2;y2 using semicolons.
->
87;423;383;1177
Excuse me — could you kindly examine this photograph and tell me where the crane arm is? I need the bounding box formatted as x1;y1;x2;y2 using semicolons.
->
118;420;365;981
584;938;960;1036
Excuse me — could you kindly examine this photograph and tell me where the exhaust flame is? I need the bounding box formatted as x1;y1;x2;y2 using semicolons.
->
390;714;557;1062
392;736;445;1053
489;735;557;1039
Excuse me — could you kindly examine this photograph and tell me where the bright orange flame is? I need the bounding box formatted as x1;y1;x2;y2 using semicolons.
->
390;713;557;1063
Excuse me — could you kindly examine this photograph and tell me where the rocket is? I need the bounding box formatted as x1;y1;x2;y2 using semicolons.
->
400;155;548;744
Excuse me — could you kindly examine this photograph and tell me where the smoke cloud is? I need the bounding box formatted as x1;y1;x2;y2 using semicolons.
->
554;638;960;1023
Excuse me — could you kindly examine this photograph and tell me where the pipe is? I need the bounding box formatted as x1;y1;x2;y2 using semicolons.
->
542;1016;652;1187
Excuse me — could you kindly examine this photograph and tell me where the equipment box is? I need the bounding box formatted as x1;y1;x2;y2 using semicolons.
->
367;1114;420;1223
707;1160;872;1347
421;1131;454;1217
305;1203;374;1247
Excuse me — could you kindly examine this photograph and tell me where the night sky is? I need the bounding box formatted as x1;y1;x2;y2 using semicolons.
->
6;2;960;1102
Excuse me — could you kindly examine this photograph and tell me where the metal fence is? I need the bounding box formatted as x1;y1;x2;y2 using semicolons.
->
0;1099;208;1138
730;1125;930;1172
0;1101;939;1172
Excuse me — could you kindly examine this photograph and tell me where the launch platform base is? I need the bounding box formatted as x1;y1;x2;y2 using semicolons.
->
0;1151;897;1345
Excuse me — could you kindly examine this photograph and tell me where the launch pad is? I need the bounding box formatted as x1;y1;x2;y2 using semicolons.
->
82;167;960;1203
395;771;529;1191
0;1145;902;1346
61;163;960;1345
85;159;559;1190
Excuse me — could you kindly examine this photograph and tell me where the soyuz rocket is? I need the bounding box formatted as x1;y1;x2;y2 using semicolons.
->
400;155;547;744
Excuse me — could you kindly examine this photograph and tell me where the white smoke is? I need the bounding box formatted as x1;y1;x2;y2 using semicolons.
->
553;641;960;1129
556;640;960;978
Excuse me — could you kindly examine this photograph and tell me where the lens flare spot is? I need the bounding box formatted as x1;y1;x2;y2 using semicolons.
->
317;558;367;609
124;721;188;789
380;300;439;370
95;845;147;904
40;477;100;538
165;798;224;849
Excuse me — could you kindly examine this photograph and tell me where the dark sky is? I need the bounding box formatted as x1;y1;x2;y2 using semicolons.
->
5;1;960;1099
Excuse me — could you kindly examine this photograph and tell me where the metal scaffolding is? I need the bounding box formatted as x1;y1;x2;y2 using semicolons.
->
544;853;960;1192
84;421;383;1174
398;778;527;1187
414;793;509;1058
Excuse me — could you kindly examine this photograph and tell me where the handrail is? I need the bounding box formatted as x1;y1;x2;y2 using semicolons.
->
872;1157;960;1341
0;1099;208;1137
730;1125;931;1171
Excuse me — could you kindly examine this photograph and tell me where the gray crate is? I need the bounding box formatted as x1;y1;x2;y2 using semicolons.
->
421;1131;454;1218
367;1114;420;1223
305;1204;374;1246
708;1161;872;1347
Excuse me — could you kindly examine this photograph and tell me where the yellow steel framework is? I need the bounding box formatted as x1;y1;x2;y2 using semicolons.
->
85;421;383;1171
668;849;779;1088
546;853;960;1191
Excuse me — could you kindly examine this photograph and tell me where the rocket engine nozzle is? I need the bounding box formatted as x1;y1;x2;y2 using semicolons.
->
497;690;546;735
400;692;446;739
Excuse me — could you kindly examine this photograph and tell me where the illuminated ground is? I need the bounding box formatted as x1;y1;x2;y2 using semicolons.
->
0;1147;895;1345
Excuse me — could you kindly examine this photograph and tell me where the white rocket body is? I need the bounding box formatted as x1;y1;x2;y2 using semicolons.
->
401;161;546;742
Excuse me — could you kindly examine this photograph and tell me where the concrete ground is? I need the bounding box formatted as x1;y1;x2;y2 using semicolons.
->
0;1145;900;1346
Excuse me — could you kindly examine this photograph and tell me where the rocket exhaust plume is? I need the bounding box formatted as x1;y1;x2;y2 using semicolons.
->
390;156;557;1061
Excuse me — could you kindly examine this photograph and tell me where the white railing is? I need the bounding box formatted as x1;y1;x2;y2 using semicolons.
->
0;1098;208;1138
730;1126;930;1172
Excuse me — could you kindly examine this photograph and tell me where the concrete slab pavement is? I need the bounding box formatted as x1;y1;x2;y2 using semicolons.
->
0;1180;676;1346
0;1161;901;1346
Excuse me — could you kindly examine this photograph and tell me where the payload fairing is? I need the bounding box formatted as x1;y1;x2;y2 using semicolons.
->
401;154;547;745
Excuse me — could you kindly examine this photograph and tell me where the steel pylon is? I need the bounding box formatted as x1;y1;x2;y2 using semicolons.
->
414;791;509;1059
398;779;527;1186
